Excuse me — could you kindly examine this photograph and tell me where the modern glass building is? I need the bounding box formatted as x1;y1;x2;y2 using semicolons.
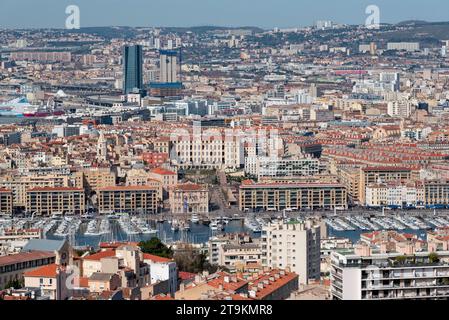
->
123;45;143;94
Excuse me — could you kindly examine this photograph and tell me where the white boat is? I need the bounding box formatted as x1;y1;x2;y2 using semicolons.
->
210;221;219;231
191;214;200;224
85;219;100;236
244;218;262;233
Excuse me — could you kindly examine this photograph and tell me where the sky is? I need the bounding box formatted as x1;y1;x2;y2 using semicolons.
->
1;0;449;29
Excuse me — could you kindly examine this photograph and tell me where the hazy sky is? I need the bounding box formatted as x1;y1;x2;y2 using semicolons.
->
1;0;449;29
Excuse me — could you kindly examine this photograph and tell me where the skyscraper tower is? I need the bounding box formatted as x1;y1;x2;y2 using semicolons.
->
123;45;143;94
159;50;178;83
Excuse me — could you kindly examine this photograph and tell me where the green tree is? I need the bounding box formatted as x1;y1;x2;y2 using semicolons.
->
395;255;407;265
173;248;218;274
138;238;173;259
429;252;440;263
5;279;23;289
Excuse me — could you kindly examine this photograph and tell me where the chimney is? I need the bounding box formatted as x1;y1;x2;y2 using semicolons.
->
269;277;275;282
224;276;230;283
218;284;224;291
280;270;285;276
263;279;269;285
231;276;237;283
180;283;185;292
251;286;258;292
274;273;280;279
257;282;264;289
249;290;257;298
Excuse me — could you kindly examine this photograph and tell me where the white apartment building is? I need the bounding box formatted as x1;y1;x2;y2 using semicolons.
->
387;42;420;52
261;220;321;284
256;156;324;179
365;182;425;207
331;247;449;300
387;101;416;118
143;254;177;297
170;134;242;169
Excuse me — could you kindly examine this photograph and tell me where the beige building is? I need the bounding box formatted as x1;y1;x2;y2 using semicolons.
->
81;168;116;192
218;243;262;270
170;133;242;169
26;187;86;216
170;183;209;214
126;169;163;200
149;167;178;194
359;166;414;204
0;251;56;290
262;220;321;285
23;263;70;300
239;180;347;211
88;272;121;293
0;174;71;207
97;186;159;214
0;188;13;215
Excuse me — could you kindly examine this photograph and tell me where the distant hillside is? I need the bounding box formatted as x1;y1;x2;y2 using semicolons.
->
62;26;140;39
162;25;264;34
382;21;449;45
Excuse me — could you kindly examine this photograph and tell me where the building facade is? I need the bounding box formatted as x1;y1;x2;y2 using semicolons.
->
261;221;321;284
239;180;347;211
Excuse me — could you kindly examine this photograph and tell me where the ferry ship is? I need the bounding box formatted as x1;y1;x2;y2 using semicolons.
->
0;97;64;118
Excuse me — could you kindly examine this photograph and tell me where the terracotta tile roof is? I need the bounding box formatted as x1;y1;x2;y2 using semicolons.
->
174;183;205;191
178;271;196;281
83;249;116;261
97;186;158;191
250;270;298;299
28;187;84;192
150;167;177;175
143;253;173;263
0;251;55;267
24;263;58;278
207;272;248;292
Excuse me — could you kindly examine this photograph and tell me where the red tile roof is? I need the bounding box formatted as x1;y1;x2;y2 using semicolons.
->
24;263;58;278
178;271;196;281
207;272;248;292
28;187;84;192
97;186;158;191
174;183;205;191
143;253;173;263
151;167;177;175
250;270;298;299
83;249;116;261
0;251;55;267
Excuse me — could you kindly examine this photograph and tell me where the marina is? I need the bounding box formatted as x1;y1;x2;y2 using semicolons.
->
3;211;449;248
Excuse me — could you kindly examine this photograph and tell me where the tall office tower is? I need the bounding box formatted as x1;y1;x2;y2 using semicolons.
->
159;50;178;83
167;39;173;49
154;38;161;49
122;45;143;94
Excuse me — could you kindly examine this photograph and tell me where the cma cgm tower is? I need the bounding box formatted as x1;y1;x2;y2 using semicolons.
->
123;45;143;94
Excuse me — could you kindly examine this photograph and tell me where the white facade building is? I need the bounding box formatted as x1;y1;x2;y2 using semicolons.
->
261;220;321;284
